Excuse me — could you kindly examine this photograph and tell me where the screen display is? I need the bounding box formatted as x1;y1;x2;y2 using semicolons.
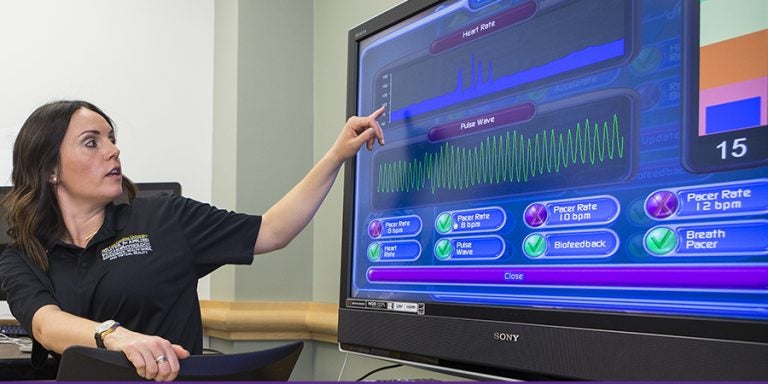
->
349;0;767;321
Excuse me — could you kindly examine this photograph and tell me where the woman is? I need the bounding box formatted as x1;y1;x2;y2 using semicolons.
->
0;100;384;381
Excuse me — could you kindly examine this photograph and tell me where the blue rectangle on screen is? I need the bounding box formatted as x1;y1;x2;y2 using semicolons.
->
469;0;499;9
705;97;762;134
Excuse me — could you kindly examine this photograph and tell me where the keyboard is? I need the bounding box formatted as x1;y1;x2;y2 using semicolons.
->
0;324;29;337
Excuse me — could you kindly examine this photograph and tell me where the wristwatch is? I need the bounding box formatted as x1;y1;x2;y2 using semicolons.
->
94;320;120;349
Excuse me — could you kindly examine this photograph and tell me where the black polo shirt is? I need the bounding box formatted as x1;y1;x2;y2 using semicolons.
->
0;195;260;356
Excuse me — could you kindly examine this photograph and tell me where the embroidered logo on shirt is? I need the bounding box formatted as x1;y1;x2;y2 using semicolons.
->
101;234;153;261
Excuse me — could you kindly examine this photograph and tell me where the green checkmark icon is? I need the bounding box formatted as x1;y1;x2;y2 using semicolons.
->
645;227;677;255
434;239;452;260
367;243;382;261
435;213;453;234
628;200;651;225
523;234;546;258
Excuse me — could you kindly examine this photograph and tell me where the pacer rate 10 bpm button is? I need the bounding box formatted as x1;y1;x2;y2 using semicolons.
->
525;195;620;228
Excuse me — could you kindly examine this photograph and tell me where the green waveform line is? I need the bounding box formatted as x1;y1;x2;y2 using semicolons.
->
377;114;625;194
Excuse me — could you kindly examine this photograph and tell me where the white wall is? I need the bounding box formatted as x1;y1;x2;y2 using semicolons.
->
0;0;215;298
0;0;214;201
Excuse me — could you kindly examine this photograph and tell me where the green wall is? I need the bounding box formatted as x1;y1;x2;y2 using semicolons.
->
212;0;402;305
213;0;315;302
311;0;404;303
211;0;464;380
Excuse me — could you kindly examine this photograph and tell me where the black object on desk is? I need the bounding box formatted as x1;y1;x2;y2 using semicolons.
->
0;324;29;338
0;344;58;380
57;341;303;381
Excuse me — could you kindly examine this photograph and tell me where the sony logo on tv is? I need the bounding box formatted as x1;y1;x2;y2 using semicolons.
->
493;332;520;342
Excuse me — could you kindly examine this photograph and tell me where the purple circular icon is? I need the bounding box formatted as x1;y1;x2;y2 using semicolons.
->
646;191;678;219
368;220;383;238
524;203;547;227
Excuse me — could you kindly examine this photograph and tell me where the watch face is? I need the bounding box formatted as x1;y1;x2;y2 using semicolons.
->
96;320;116;333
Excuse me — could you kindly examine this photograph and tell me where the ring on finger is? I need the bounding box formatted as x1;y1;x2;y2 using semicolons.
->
155;355;168;364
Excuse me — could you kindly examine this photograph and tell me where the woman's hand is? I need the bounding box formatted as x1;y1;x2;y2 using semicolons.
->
31;305;189;381
104;327;190;381
330;106;386;163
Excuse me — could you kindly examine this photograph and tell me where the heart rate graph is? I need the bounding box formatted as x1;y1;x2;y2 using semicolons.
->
372;0;632;127
370;96;635;210
386;39;625;124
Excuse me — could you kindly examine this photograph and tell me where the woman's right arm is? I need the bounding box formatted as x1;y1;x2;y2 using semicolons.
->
33;305;189;381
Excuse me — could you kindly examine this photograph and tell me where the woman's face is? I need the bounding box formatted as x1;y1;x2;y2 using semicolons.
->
55;107;123;207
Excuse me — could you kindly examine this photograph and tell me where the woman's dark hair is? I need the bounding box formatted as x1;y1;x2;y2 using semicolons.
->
0;100;136;271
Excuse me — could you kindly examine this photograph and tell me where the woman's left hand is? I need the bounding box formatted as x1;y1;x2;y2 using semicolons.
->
331;106;386;162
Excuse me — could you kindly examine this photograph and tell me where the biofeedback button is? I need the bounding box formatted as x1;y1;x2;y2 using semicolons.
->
369;240;422;262
525;230;618;259
522;234;546;258
437;207;506;234
371;215;422;238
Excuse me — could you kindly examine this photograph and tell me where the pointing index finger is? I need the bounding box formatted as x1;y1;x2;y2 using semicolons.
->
369;106;386;145
369;105;386;119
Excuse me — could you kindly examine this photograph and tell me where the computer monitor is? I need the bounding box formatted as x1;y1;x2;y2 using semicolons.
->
135;182;182;198
338;0;767;380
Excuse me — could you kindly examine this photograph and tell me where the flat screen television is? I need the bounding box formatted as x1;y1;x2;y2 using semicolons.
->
338;0;768;380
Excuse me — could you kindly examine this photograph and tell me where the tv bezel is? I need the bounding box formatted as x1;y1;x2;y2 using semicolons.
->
338;0;768;380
